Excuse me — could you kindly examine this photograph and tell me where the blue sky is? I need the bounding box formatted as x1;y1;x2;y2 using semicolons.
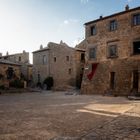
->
0;0;140;63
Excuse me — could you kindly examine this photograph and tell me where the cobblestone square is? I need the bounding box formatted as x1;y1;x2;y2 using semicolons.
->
0;91;140;140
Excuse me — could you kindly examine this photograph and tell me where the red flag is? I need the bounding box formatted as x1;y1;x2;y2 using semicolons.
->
87;63;98;80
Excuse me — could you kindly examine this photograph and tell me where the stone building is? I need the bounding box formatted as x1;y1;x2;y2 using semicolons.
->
0;51;33;82
0;59;21;88
81;6;140;96
0;50;29;64
33;41;77;90
75;40;86;88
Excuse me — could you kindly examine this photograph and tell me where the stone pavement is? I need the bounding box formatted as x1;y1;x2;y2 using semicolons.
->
52;104;140;140
80;103;140;140
0;91;140;140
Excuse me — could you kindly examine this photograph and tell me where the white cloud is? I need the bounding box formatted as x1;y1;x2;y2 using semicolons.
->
63;19;79;25
64;20;69;24
81;0;89;4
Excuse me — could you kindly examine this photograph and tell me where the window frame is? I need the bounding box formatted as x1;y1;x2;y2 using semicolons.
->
89;47;97;60
107;45;118;58
109;20;117;31
132;13;140;26
54;57;56;62
19;56;21;62
43;55;47;64
80;53;85;62
66;56;69;61
91;25;97;36
68;68;72;75
133;41;140;55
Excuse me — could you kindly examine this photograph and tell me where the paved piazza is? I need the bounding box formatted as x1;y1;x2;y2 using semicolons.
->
0;91;140;140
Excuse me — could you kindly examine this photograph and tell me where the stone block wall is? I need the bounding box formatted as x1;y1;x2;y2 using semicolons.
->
0;63;21;87
33;42;77;89
81;7;140;95
81;58;140;95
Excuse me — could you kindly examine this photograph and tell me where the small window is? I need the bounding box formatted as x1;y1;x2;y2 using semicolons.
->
43;55;47;64
81;53;85;61
133;41;140;55
89;48;96;59
133;14;140;26
19;56;21;62
91;25;96;36
110;20;117;31
68;68;72;75
54;57;56;62
66;56;69;61
108;45;117;57
6;67;14;79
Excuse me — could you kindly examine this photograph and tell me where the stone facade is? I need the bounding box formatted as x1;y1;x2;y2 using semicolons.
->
0;60;21;88
81;6;140;96
33;41;77;90
75;40;86;88
0;50;29;64
0;51;33;82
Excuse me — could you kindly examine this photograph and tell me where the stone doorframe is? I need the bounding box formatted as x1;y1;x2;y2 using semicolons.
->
131;69;140;93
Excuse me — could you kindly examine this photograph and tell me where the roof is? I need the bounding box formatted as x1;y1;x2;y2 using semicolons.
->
0;59;21;66
84;6;140;25
32;41;74;53
0;51;29;58
75;48;86;52
32;47;49;53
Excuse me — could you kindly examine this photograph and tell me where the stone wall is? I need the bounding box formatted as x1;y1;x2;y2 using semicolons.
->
74;46;86;88
81;7;140;95
81;58;140;95
0;51;29;64
49;43;76;89
33;49;49;84
33;42;77;90
0;63;21;88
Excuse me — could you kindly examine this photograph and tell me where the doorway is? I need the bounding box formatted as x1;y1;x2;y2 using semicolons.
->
110;72;115;90
133;70;139;92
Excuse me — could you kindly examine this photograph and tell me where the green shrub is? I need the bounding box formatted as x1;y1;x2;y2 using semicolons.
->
9;79;24;88
43;76;54;90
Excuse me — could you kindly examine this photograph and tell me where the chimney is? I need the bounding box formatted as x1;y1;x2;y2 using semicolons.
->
6;51;9;56
60;40;63;44
40;44;43;50
100;15;103;19
125;5;129;11
23;50;26;53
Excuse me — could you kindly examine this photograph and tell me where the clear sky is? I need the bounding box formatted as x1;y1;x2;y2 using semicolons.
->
0;0;140;63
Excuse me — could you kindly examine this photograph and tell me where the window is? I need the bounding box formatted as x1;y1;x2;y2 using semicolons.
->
89;48;96;59
66;56;69;61
110;20;117;31
43;55;47;64
68;68;72;75
133;41;140;55
81;53;85;61
19;56;21;62
6;67;14;79
133;14;140;26
54;57;56;62
108;45;117;57
91;25;96;36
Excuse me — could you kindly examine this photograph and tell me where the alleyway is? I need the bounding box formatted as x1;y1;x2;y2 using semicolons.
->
0;91;140;140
